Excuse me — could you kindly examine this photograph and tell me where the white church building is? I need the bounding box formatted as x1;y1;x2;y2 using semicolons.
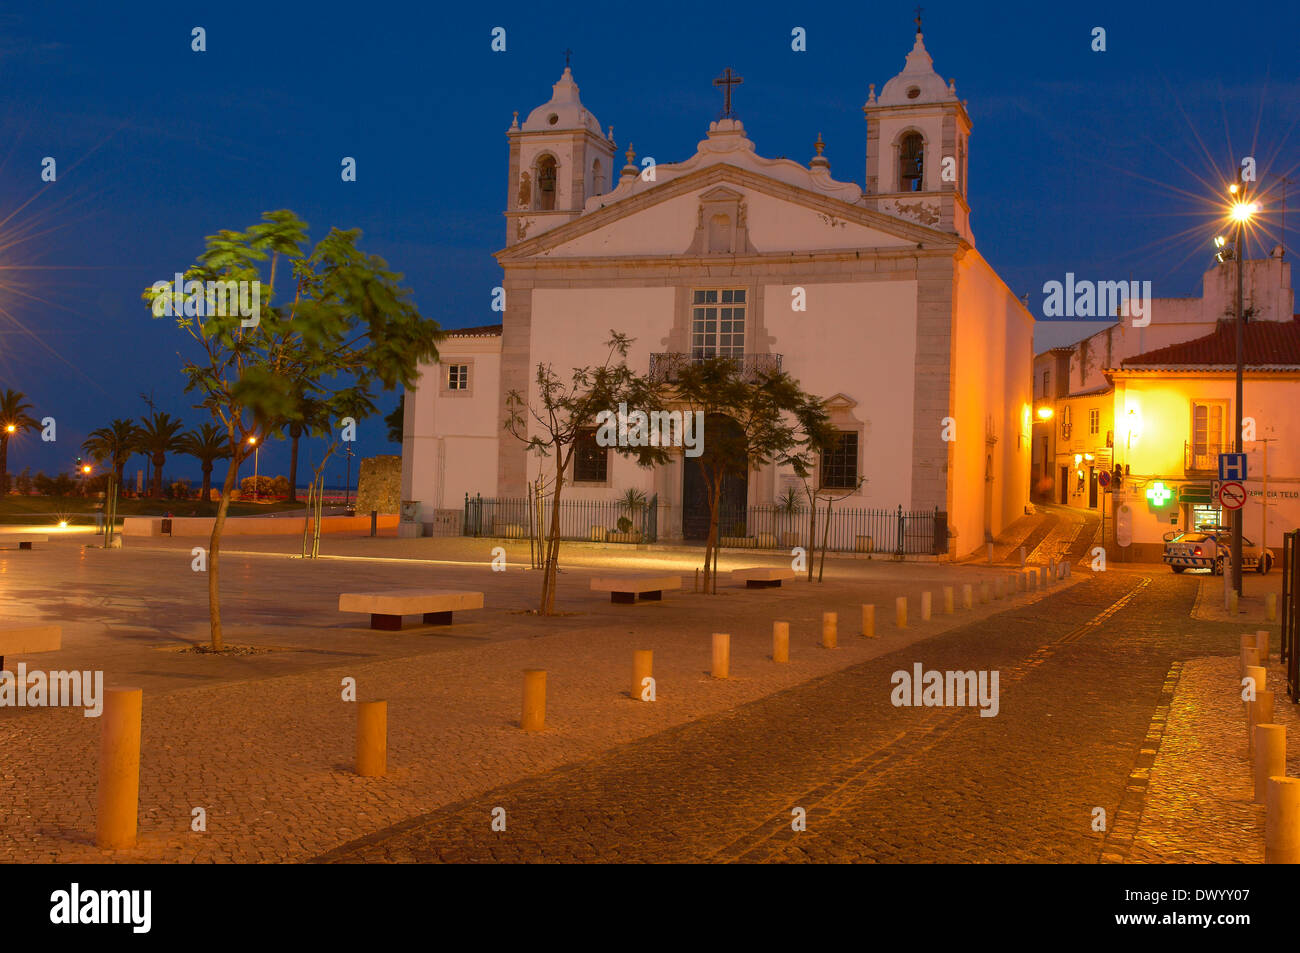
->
401;28;1035;555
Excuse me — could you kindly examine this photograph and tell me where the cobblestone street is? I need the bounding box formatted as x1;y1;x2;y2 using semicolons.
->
319;566;1252;863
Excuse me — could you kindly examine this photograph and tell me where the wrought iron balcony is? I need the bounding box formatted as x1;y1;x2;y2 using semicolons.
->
1185;440;1227;474
648;352;783;383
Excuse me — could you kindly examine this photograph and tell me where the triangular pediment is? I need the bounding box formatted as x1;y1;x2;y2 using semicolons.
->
499;164;961;263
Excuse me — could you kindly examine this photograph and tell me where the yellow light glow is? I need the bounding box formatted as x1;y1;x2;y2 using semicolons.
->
81;465;91;474
1230;201;1257;223
248;436;258;445
1229;183;1239;194
1037;407;1054;420
58;520;68;528
1214;235;1226;248
1084;453;1095;462
4;424;14;433
1074;454;1083;466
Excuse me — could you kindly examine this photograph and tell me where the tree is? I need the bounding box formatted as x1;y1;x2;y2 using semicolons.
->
671;357;832;594
81;418;140;491
180;422;231;503
505;332;667;615
145;209;440;650
137;411;186;499
385;394;404;444
0;389;40;493
282;385;332;504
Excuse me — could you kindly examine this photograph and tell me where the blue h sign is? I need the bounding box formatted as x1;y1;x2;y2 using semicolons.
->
1219;452;1248;482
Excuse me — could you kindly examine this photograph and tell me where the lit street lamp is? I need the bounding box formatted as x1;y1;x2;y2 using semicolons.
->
247;435;260;502
1223;179;1258;596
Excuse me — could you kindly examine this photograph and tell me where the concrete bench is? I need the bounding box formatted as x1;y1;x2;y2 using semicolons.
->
0;624;62;669
731;567;796;589
338;589;484;630
0;535;49;551
590;574;682;604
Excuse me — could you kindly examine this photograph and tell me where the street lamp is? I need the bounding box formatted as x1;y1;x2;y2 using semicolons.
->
247;435;260;502
1227;179;1258;597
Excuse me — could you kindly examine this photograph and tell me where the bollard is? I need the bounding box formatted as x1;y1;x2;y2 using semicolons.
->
694;569;699;593
986;542;994;565
712;632;731;677
962;584;973;609
1230;589;1239;615
978;582;989;605
921;591;932;621
356;700;387;777
1039;566;1049;587
942;586;954;614
521;669;546;731
1014;572;1024;593
773;622;789;663
822;612;837;649
1018;546;1026;568
632;649;654;700
895;597;908;629
1257;630;1271;664
1241;645;1260;677
1267;592;1278;622
369;510;378;537
1266;778;1300;863
1248;690;1275;758
1255;724;1286;805
861;604;876;638
1246;664;1267;698
1063;561;1072;578
96;687;143;850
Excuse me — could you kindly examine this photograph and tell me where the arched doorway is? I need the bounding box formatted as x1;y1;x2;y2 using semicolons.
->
682;413;747;540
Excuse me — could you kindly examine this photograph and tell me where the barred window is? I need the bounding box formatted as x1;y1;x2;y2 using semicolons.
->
691;289;746;358
573;428;608;483
820;431;859;489
447;364;469;390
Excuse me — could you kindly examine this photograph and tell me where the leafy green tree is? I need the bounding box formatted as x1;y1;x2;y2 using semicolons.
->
145;209;441;650
81;418;140;491
137;411;186;499
671;358;833;593
385;394;404;444
0;389;40;493
180;422;232;504
282;385;333;504
505;332;667;615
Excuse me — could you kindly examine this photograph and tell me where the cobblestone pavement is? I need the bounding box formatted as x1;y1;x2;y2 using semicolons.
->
319;566;1247;863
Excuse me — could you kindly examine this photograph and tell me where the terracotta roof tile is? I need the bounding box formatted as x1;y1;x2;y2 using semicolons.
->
1121;316;1300;368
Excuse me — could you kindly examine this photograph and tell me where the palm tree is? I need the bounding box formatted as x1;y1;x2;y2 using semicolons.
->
81;419;139;490
136;411;185;499
284;391;331;504
0;389;40;494
180;423;232;503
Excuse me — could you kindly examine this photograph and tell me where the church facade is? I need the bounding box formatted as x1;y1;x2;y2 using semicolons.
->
401;29;1034;556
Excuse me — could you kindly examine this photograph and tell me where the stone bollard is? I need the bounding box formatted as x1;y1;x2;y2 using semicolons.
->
978;582;989;605
1242;645;1261;677
521;670;546;731
1246;664;1267;698
1255;724;1286;805
1249;690;1275;759
896;597;908;629
822;613;837;649
1267;592;1278;622
1266;778;1300;863
1230;589;1240;615
1063;561;1072;578
1257;630;1271;664
861;605;876;639
632;649;654;700
962;584;973;609
1018;546;1026;568
921;591;932;621
942;587;954;614
773;622;790;663
96;687;143;850
712;633;731;677
1014;572;1023;593
356;700;387;777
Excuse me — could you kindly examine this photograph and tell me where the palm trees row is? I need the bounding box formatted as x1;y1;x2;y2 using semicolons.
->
0;388;231;501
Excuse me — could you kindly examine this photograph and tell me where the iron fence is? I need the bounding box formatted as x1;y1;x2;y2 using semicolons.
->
464;493;660;543
713;503;947;555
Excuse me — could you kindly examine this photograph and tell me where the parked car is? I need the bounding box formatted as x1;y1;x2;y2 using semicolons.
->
1163;530;1274;574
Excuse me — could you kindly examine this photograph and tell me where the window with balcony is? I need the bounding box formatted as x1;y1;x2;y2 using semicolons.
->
1190;401;1227;470
691;289;746;358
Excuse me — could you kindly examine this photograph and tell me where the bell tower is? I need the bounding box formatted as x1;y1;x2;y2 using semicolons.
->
863;21;973;243
506;61;617;246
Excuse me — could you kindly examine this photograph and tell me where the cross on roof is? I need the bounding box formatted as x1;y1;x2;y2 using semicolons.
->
563;48;573;68
713;67;743;119
915;5;923;33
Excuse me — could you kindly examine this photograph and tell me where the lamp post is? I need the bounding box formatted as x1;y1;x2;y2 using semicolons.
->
343;446;355;509
247;435;260;502
1228;181;1258;596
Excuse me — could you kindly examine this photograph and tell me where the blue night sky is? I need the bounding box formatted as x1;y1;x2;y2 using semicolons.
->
0;0;1296;484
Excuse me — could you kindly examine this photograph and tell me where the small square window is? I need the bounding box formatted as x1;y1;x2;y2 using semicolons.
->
447;364;470;390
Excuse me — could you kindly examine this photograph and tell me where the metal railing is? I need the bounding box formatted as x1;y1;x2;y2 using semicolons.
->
648;352;783;383
464;493;660;543
712;503;947;555
1185;441;1228;473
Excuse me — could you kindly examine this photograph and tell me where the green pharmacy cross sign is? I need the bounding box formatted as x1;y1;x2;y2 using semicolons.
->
1146;481;1175;508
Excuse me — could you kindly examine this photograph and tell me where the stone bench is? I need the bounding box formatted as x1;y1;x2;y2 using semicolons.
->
0;623;62;669
338;589;484;630
731;567;796;589
0;534;49;551
590;574;682;604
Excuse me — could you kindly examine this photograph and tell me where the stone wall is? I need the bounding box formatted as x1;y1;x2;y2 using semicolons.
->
354;455;401;515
